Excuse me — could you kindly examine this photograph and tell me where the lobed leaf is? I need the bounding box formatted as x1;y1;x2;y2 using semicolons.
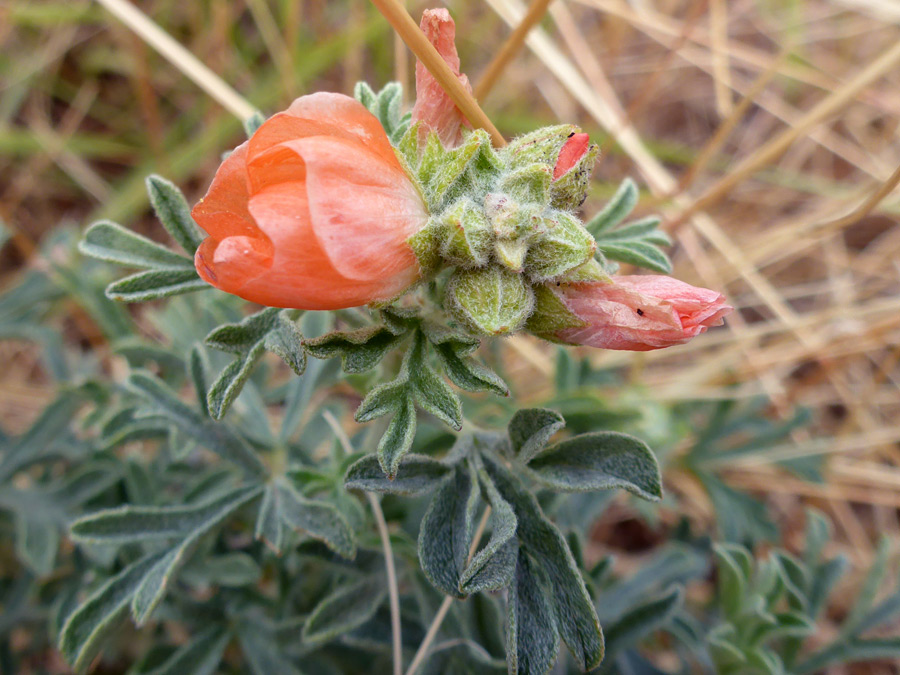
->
483;455;604;671
304;325;406;373
432;339;508;396
70;484;262;545
418;464;479;598
376;393;418;478
254;483;285;554
528;432;663;501
277;480;356;559
127;371;265;475
344;453;451;497
59;551;168;672
507;549;560;675
584;177;638;236
408;331;462;430
301;576;386;645
459;471;517;595
143;626;230;675
508;408;565;463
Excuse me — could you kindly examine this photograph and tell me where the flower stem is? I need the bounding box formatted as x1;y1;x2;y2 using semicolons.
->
323;411;403;675
369;0;506;147
404;506;493;675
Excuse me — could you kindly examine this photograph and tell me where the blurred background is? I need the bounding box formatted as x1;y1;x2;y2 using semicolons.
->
2;0;899;668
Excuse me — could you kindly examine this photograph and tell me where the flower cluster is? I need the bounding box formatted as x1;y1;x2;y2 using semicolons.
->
191;8;730;350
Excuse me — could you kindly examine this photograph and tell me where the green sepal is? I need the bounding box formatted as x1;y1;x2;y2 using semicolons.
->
557;257;610;283
418;129;494;211
526;283;586;337
438;199;493;268
524;211;596;282
494;238;529;272
551;142;599;211
502;124;578;169
446;266;534;337
498;163;552;205
407;217;443;276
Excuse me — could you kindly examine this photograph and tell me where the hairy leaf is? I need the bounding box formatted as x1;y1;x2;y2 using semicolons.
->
344;453;451;496
146;175;205;255
79;220;193;269
508;408;565;463
528;432;662;501
106;268;207;302
418;464;479;597
484;455;604;671
59;551;167;672
302;576;386;644
304;325;407;373
277;480;356;559
507;549;560;675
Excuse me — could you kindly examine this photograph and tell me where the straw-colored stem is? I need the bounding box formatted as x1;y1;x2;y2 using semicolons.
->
369;0;506;147
323;412;403;675
672;36;900;227
676;49;787;194
709;0;732;117
474;0;555;100
404;507;493;675
95;0;257;122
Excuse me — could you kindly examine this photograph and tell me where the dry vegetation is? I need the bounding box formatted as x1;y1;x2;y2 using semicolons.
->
2;0;899;667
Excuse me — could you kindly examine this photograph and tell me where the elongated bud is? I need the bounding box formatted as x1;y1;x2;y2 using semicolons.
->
446;267;534;336
551;134;598;210
531;275;732;351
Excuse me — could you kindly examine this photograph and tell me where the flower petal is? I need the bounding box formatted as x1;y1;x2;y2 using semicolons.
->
278;135;428;286
191;142;257;240
285;92;398;165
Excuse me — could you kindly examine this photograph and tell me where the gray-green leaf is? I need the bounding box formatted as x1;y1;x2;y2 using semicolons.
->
508;408;565;463
528;432;662;501
344;453;451;496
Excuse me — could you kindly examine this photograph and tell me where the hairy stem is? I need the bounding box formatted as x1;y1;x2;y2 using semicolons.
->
404;506;493;675
323;411;403;675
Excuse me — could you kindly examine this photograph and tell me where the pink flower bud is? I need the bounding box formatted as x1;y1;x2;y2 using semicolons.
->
549;275;733;351
192;93;429;310
553;133;590;180
411;8;472;147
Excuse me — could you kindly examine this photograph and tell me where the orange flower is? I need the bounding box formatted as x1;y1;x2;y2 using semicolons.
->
192;93;429;310
411;8;472;147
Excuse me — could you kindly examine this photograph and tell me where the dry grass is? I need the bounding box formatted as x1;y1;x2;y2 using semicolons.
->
1;0;899;654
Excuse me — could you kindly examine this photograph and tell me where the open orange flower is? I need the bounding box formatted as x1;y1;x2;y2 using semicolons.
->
192;93;429;310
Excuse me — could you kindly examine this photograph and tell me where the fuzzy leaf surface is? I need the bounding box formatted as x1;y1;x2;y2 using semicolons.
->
528;432;662;501
344;453;451;496
146;175;205;255
508;408;566;463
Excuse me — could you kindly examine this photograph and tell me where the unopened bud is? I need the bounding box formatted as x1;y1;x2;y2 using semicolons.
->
446;266;534;336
